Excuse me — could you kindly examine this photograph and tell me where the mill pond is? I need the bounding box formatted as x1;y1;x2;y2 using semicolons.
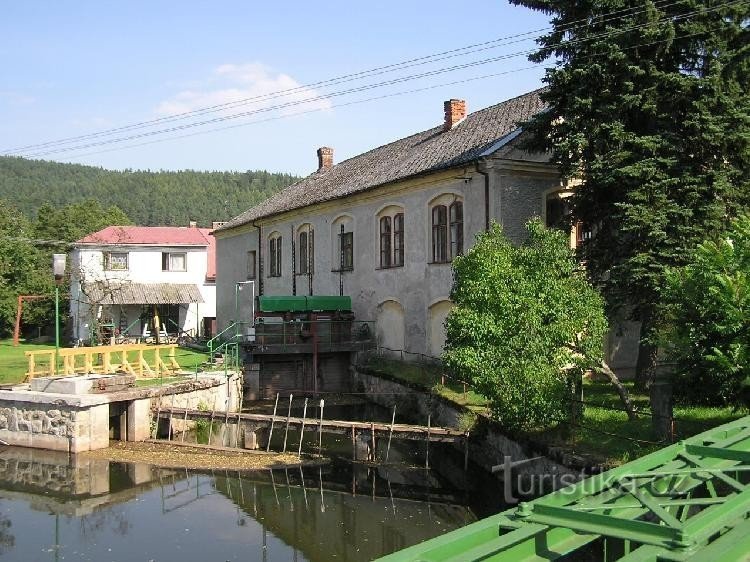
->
0;444;490;562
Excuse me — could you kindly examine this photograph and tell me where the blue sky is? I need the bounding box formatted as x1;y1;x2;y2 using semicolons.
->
0;1;550;176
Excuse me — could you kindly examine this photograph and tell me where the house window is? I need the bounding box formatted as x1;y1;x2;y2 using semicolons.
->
269;234;282;277
379;216;392;268
431;205;448;262
431;200;462;263
104;252;128;271
339;229;353;271
246;250;256;279
298;227;314;274
545;191;572;230
378;209;405;268
161;252;186;272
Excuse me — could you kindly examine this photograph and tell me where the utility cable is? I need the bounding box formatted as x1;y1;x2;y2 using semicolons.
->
0;0;695;155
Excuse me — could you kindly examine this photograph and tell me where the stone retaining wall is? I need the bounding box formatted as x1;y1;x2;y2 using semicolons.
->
352;366;581;479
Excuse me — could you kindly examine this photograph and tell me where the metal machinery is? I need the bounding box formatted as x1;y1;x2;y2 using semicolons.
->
243;295;374;397
379;415;750;562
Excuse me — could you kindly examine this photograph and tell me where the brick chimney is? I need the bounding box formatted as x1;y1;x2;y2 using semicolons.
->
317;146;333;171
444;99;466;131
188;220;198;228
212;221;226;230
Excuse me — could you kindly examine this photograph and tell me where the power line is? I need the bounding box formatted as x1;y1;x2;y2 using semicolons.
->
40;12;740;162
11;0;739;160
0;0;692;156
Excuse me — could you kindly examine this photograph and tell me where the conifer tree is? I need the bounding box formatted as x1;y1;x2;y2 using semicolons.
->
510;0;750;388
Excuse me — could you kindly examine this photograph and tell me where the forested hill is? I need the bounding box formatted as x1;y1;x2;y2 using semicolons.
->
0;156;300;226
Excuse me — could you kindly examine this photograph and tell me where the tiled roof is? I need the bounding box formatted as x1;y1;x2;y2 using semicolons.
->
77;226;213;246
82;282;205;305
219;88;547;231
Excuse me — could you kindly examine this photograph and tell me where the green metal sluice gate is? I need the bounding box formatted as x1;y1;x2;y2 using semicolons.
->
378;416;750;562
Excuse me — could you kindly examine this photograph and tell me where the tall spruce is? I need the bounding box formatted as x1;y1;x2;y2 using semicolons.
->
510;0;750;389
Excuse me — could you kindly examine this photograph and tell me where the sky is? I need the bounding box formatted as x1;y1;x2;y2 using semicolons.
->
0;1;551;176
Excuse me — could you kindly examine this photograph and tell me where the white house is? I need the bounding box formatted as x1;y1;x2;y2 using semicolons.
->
70;224;217;344
213;90;639;375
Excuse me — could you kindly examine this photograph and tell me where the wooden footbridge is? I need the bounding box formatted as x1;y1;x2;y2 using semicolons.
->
378;415;750;562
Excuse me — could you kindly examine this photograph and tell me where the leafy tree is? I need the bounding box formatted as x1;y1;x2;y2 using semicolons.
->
663;215;750;407
0;200;52;338
34;199;132;243
443;221;610;431
510;0;750;389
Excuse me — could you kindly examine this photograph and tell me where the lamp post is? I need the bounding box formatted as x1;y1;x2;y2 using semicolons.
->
234;280;255;338
52;254;66;376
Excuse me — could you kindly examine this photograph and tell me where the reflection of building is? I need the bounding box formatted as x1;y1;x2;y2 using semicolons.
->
0;447;170;517
70;224;217;344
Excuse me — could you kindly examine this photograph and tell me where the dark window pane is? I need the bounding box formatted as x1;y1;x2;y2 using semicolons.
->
394;213;404;266
432;205;448;262
380;216;392;267
449;201;463;258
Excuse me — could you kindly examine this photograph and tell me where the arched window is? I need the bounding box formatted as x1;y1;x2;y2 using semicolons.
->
431;205;448;263
298;226;314;274
377;206;405;268
332;216;354;271
268;232;282;277
431;197;463;263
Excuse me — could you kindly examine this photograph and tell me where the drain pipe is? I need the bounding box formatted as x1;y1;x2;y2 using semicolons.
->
476;159;492;231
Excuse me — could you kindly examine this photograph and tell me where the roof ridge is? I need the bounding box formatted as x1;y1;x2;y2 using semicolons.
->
218;87;549;231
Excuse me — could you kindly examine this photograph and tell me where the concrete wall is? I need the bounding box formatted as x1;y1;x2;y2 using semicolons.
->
215;160;562;358
70;244;216;342
0;373;241;453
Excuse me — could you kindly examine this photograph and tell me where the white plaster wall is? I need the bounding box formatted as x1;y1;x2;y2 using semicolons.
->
70;245;215;341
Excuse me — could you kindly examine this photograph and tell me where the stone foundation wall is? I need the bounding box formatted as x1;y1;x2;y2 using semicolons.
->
0;401;108;453
0;372;241;453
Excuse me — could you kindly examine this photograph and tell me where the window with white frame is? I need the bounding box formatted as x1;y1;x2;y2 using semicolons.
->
378;207;405;268
431;198;463;263
161;252;186;272
268;233;282;277
104;252;129;271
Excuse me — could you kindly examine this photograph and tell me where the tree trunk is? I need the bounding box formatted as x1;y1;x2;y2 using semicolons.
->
599;361;637;421
650;374;674;443
635;311;658;392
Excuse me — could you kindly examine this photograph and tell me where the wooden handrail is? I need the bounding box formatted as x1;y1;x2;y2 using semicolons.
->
24;343;182;381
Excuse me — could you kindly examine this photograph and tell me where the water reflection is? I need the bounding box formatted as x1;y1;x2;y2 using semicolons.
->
0;447;477;561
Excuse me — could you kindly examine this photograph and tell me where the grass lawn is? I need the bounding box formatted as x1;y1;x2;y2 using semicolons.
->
0;338;209;385
361;355;747;466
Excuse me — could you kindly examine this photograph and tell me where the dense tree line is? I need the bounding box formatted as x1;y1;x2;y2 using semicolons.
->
0;156;298;226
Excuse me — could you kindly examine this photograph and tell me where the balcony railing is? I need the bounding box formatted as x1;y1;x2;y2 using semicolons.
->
247;320;375;354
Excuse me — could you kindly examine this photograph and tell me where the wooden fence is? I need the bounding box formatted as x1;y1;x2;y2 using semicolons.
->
25;343;182;381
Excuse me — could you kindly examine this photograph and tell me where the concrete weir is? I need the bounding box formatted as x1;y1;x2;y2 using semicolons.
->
0;372;241;453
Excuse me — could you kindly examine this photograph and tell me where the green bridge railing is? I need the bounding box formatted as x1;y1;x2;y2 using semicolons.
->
378;414;750;562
